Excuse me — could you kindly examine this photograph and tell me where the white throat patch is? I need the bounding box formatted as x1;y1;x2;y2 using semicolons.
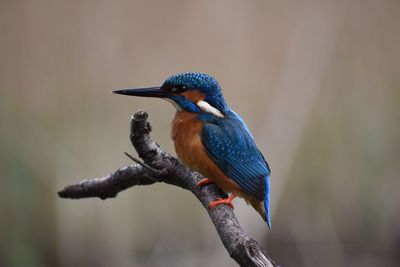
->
163;98;182;111
196;100;224;118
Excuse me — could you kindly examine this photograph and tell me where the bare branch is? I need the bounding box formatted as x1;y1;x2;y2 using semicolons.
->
58;110;279;267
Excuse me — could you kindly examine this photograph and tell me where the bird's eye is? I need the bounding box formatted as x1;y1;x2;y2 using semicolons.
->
170;85;187;94
170;87;179;94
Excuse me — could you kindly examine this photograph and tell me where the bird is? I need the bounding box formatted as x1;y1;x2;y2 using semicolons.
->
113;72;271;228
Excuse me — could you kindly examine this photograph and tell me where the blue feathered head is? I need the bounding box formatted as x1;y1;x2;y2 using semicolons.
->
113;72;229;114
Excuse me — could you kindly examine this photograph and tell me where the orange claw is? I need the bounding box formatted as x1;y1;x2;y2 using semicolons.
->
209;193;237;209
196;178;214;187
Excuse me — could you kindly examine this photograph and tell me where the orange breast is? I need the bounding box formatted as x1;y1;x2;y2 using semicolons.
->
171;111;241;194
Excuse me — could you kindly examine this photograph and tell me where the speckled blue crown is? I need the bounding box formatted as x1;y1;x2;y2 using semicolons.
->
164;72;219;92
164;72;228;112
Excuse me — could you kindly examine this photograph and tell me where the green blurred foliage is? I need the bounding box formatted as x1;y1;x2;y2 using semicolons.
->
1;0;399;266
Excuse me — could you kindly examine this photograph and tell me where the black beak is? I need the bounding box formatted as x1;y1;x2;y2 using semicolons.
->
112;86;169;98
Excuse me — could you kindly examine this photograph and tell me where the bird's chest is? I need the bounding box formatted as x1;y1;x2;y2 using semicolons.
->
171;111;242;195
171;112;204;170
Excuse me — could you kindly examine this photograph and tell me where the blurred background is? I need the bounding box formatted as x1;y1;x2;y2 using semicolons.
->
1;0;399;266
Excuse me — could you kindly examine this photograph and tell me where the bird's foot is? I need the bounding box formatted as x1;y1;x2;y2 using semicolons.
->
196;178;214;187
209;193;237;209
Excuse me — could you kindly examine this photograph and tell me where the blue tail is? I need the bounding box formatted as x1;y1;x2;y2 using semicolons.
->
264;175;271;229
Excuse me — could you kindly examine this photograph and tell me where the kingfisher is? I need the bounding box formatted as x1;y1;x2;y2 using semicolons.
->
113;72;271;228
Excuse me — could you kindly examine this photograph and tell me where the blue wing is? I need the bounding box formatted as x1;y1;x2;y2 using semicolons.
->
199;111;270;202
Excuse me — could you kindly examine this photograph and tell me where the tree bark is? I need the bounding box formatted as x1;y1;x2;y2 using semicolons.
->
58;110;279;267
